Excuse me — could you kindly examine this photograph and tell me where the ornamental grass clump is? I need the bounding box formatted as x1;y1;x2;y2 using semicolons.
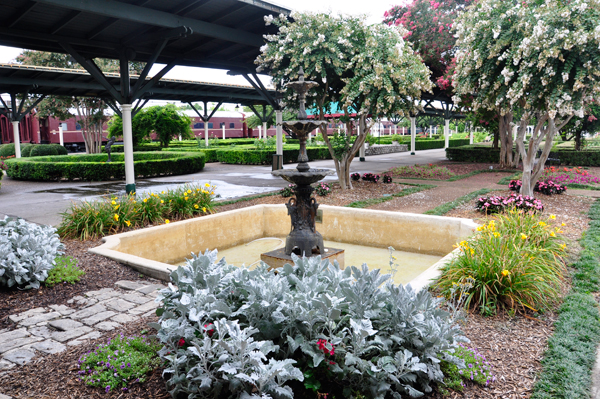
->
78;334;161;393
58;183;216;240
154;252;468;399
435;211;567;315
0;217;64;289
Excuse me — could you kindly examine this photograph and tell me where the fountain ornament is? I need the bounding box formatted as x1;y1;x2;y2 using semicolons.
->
272;67;334;256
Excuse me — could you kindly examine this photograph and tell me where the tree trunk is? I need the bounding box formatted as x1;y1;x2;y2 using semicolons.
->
575;130;582;151
516;113;572;197
498;112;514;169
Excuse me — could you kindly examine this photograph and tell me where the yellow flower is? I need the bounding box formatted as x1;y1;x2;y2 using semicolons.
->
114;205;120;211
194;204;199;209
493;232;500;238
550;231;556;237
125;220;131;227
470;249;474;256
539;221;546;227
501;269;510;277
160;200;164;204
560;243;567;250
476;226;483;232
202;207;207;212
111;200;116;205
165;219;170;224
143;198;148;203
205;183;210;188
187;189;192;194
550;214;556;220
161;191;165;194
521;234;528;240
184;196;189;201
196;188;200;192
210;191;214;195
561;222;566;226
113;214;119;221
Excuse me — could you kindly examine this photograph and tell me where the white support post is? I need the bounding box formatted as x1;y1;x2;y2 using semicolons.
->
359;142;366;161
410;117;416;155
444;118;450;149
276;110;283;155
222;125;226;140
470;125;474;144
258;125;262;139
204;122;209;147
122;104;135;194
394;125;397;135
263;121;268;140
178;135;182;141
429;125;433;138
12;121;21;158
58;125;64;147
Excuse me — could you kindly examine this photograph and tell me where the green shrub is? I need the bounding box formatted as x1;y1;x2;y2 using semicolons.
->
155;253;467;398
44;256;85;287
20;144;34;157
0;143;20;158
391;164;456;179
548;149;600;166
58;183;216;240
435;211;567;315
5;152;205;181
78;334;162;393
29;144;58;157
0;216;64;289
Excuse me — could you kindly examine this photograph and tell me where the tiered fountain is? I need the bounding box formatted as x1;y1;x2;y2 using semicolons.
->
260;68;345;268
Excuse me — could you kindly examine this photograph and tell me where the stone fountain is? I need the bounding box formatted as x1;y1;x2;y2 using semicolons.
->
261;68;344;267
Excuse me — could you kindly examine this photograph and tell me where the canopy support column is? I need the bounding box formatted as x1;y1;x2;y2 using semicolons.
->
11;121;20;158
276;109;283;155
410;116;416;155
444;118;450;149
122;104;135;194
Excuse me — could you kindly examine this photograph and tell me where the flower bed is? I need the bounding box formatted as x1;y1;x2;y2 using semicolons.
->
509;179;566;195
543;166;600;186
476;193;544;213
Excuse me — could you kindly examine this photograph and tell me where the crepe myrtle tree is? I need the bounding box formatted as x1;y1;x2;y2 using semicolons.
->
453;0;600;197
257;12;431;189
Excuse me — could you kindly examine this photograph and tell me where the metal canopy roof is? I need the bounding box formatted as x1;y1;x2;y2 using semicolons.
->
0;63;275;105
0;0;289;71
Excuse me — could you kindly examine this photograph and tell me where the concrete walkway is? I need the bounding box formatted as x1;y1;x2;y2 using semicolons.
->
0;148;448;226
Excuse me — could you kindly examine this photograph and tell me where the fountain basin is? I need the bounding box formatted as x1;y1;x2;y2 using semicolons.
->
272;168;335;185
89;205;477;291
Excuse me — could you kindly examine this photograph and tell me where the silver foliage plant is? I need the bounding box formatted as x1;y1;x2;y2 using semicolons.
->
155;251;467;398
0;216;64;289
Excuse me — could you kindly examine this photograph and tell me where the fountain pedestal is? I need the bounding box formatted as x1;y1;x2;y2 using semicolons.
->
261;247;345;270
261;67;344;265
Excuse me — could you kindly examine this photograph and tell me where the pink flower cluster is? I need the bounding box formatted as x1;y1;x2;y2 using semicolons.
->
476;193;544;214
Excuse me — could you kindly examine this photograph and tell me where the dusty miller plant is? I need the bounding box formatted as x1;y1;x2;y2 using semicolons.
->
154;251;467;398
0;216;64;289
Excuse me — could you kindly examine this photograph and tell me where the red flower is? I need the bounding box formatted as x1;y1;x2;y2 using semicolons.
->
178;338;186;347
204;324;214;337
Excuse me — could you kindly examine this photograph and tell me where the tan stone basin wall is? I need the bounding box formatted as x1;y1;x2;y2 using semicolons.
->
89;204;477;290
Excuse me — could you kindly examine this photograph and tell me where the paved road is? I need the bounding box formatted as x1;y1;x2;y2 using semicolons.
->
0;148;448;227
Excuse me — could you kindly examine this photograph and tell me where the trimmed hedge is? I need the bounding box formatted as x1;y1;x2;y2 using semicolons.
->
162;147;219;162
447;145;600;166
0;143;68;158
106;144;162;153
5;151;205;181
548;149;600;166
446;145;503;163
216;147;332;165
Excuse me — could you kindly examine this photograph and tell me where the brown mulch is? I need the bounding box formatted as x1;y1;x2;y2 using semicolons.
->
0;316;169;399
0;240;159;330
1;162;598;398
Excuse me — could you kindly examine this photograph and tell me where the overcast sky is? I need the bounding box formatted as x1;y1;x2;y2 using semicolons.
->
0;0;404;87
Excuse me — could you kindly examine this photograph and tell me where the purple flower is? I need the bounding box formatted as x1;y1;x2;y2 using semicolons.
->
105;386;111;393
